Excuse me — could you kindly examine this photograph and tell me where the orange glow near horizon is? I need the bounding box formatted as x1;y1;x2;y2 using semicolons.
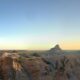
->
60;41;80;50
0;40;80;50
27;43;80;50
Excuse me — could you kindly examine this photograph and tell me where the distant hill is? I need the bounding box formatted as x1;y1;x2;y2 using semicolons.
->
46;44;64;56
49;44;62;52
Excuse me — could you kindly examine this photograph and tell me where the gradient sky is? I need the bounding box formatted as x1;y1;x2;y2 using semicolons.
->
0;0;80;50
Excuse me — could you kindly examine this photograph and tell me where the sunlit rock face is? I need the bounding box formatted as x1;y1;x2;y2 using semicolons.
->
0;52;54;80
0;53;29;80
1;52;20;59
0;50;80;80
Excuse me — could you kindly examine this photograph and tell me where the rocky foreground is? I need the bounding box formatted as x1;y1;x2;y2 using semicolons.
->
0;45;80;80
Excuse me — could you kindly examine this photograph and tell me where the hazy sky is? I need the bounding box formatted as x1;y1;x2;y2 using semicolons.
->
0;0;80;50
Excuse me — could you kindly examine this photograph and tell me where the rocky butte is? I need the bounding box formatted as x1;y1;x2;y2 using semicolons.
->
0;45;80;80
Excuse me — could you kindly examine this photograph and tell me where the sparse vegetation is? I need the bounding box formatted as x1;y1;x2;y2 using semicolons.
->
0;46;79;80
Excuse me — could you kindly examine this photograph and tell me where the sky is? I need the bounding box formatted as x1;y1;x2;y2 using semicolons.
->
0;0;80;50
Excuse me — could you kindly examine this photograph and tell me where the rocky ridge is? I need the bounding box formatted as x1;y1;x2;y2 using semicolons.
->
0;45;80;80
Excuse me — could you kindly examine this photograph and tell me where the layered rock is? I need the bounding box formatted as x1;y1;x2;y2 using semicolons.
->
49;44;64;54
0;51;80;80
0;53;53;80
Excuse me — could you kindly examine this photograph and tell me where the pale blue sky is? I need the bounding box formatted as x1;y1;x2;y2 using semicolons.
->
0;0;80;50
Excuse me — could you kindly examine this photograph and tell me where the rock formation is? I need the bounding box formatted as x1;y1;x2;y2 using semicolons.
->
49;44;63;54
0;50;80;80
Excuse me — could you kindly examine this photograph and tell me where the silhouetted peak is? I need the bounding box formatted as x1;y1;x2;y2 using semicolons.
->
49;44;63;54
54;44;61;50
50;44;62;51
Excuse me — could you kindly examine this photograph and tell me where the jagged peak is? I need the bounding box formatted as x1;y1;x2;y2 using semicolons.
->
50;44;62;51
48;44;63;55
